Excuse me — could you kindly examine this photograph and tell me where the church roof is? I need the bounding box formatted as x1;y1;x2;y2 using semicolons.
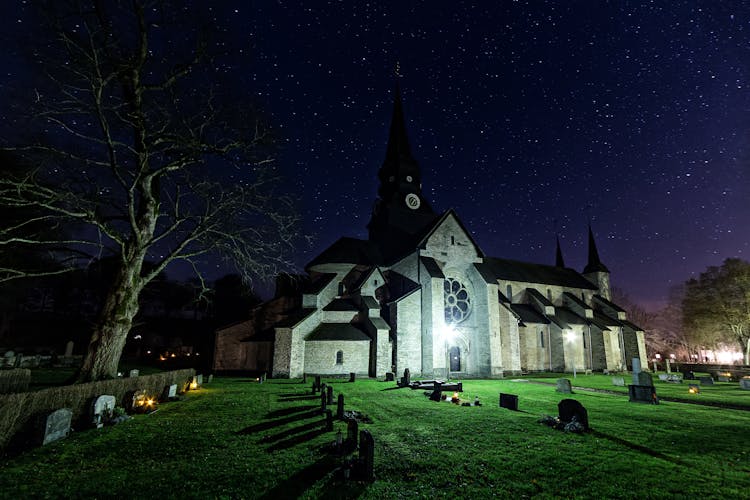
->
511;304;550;325
304;273;336;294
562;292;591;311
479;257;598;290
592;294;626;313
621;319;645;332
306;237;383;268
527;288;553;307
552;307;589;327
323;298;359;311
274;308;317;328
305;323;372;341
420;256;444;278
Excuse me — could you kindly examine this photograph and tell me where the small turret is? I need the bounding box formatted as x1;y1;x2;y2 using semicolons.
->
555;236;565;268
583;225;611;299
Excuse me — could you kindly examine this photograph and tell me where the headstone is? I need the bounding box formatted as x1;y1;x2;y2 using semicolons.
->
207;374;214;384
385;372;395;382
429;381;443;401
337;394;345;419
611;376;625;387
64;341;74;357
311;382;317;395
327;385;334;405
628;385;658;404
499;393;519;411
631;358;642;385
683;371;695;380
403;368;411;386
556;378;572;394
557;399;589;431
91;395;116;428
320;389;328;412
125;389;148;413
699;376;714;386
129;369;139;378
302;373;307;384
349;372;356;383
665;359;671;374
325;409;333;431
658;374;669;381
314;375;321;391
718;375;730;383
41;408;72;445
195;374;204;385
162;384;178;400
346;418;358;448
359;430;375;481
740;378;750;391
636;371;654;387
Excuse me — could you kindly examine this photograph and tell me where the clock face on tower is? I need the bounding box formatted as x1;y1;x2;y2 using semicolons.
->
405;193;421;209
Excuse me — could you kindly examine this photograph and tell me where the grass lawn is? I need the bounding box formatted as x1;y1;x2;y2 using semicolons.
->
1;376;749;499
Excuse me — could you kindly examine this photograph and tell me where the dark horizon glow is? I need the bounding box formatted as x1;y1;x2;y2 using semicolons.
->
2;1;749;310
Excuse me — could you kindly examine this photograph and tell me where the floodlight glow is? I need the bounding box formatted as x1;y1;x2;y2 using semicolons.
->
442;325;457;342
565;331;575;343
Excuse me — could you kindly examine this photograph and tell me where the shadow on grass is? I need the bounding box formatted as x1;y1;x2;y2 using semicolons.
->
262;419;324;443
590;430;689;466
266;427;328;452
236;409;320;435
260;456;363;500
265;405;318;419
278;393;319;401
380;386;407;391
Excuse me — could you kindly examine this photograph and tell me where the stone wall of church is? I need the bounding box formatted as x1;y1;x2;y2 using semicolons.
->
502;280;592;307
483;283;504;377
519;325;549;372
588;328;607;371
213;320;253;371
303;340;370;375
466;268;492;376
602;328;624;371
562;325;587;371
391;290;422;375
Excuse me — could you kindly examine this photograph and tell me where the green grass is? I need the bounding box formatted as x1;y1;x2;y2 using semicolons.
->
1;376;749;499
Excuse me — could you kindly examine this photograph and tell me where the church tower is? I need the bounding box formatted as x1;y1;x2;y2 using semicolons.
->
583;225;611;300
555;236;565;268
367;82;436;258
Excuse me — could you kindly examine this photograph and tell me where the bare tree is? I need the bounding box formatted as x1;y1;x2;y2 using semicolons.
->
0;1;298;381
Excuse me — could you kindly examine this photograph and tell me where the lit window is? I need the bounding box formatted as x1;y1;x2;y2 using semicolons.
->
336;350;343;365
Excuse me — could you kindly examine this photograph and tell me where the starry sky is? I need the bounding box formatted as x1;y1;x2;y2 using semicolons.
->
3;1;750;310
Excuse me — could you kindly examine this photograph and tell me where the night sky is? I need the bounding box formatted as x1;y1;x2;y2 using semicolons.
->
3;1;750;309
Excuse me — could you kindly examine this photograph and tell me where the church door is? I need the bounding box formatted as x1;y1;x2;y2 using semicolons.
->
449;346;461;372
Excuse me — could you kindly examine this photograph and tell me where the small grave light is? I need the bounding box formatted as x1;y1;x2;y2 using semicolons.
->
451;392;460;404
688;385;700;394
190;380;199;390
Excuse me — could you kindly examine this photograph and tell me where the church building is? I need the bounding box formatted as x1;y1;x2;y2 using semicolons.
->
212;85;647;378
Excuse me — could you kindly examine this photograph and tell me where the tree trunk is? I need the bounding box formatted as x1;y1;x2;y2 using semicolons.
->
745;339;749;366
77;258;145;382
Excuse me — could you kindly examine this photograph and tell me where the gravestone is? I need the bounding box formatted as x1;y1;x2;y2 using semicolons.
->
628;385;658;404
129;369;139;378
314;376;321;391
429;381;443;401
631;358;642;385
699;376;714;386
349;372;356;383
359;430;375;482
337;394;345;419
320;389;328;412
64;341;74;357
402;368;411;387
557;399;589;431
718;375;730;383
636;372;654;387
41;408;72;445
740;378;750;391
556;378;572;394
325;409;333;431
125;389;148;413
611;376;625;387
311;382;317;395
302;373;307;384
499;393;519;411
327;385;334;405
385;372;395;382
683;371;695;380
92;395;116;428
196;374;204;385
346;418;358;448
207;374;214;384
162;384;178;400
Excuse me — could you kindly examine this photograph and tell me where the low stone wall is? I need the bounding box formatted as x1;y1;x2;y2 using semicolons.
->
0;368;195;451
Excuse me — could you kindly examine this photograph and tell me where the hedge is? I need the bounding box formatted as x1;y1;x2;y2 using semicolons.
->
0;368;195;451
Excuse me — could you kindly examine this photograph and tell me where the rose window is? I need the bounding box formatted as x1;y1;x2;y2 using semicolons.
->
444;278;471;324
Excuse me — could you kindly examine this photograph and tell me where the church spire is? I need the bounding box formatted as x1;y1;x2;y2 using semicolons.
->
584;224;609;273
555;236;565;268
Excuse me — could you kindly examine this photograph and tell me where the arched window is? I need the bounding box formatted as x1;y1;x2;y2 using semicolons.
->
547;289;552;302
540;330;545;348
336;350;344;365
444;277;472;324
506;284;513;300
